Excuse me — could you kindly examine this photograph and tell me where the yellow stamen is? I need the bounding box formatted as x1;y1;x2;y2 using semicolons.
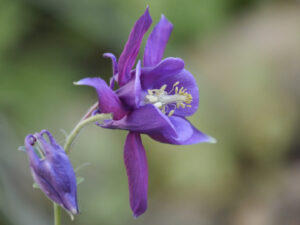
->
168;110;175;117
160;84;167;91
173;81;180;87
144;81;193;117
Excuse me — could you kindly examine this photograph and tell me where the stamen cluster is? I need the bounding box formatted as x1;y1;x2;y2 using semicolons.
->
145;81;192;116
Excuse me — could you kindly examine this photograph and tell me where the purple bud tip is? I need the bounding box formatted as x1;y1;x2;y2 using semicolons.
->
39;129;58;147
25;134;36;146
70;206;79;215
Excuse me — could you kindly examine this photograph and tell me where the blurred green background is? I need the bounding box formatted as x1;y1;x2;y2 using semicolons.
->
1;0;300;224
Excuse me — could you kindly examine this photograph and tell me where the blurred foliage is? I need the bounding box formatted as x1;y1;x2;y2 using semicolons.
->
1;0;300;225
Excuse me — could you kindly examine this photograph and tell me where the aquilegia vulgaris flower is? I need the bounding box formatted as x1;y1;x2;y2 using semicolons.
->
25;130;79;215
75;7;215;218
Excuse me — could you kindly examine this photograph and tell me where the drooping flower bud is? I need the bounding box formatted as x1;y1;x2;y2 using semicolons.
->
24;130;79;214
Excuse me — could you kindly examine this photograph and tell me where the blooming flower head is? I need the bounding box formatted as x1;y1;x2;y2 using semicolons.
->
25;130;79;215
75;6;215;218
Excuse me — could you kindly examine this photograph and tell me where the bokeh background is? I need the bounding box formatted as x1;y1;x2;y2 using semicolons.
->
1;0;300;224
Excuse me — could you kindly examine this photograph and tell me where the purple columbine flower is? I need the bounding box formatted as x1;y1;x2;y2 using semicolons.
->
75;6;215;218
25;130;79;215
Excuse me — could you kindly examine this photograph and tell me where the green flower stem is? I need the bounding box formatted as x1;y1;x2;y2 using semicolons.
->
53;112;112;225
64;113;112;154
54;204;61;225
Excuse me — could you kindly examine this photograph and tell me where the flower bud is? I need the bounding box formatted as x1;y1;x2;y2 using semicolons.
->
25;130;79;214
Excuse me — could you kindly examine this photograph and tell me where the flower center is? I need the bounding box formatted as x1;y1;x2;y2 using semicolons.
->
145;82;192;116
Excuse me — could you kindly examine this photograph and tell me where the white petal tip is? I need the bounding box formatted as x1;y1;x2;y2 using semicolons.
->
208;136;217;144
133;213;140;219
68;207;79;216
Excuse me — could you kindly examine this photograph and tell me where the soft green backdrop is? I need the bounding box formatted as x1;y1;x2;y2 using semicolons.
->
1;0;300;225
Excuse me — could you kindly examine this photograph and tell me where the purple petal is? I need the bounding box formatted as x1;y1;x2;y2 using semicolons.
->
149;116;216;145
143;15;173;67
140;57;184;90
118;7;152;86
36;157;79;214
35;130;60;157
117;60;142;109
74;77;127;120
39;130;59;147
102;104;176;136
103;53;118;89
124;132;148;218
25;135;40;166
103;53;118;76
48;155;79;214
31;169;66;208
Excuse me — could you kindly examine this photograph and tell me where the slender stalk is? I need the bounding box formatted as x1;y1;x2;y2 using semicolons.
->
79;101;98;122
53;112;112;225
54;204;61;225
64;113;112;154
